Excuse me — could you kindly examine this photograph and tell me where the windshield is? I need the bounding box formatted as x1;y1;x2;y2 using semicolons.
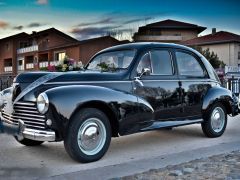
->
86;50;136;72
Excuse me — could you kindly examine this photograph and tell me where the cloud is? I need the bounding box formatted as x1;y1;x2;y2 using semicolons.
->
123;17;153;24
70;26;131;40
0;21;9;29
35;0;48;5
27;22;45;28
77;18;115;27
11;22;46;31
13;25;23;30
71;27;110;37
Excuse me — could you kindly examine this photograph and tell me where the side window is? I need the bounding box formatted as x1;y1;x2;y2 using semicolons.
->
137;52;152;74
150;50;173;75
136;50;173;75
176;51;204;77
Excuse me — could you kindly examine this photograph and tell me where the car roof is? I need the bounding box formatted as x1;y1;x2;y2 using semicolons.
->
98;42;196;53
93;42;218;81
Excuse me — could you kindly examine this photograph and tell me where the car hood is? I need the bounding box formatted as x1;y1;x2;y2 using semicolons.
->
15;70;127;84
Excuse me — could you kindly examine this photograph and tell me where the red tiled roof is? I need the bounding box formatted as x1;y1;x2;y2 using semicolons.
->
182;31;240;45
38;36;121;52
142;19;206;33
30;28;79;42
0;32;29;42
79;35;119;44
0;28;78;43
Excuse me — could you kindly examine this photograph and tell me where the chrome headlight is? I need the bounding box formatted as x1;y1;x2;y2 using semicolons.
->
37;92;49;114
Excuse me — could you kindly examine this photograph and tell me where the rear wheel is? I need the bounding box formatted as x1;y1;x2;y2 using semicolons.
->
201;103;227;138
15;137;44;146
64;108;111;163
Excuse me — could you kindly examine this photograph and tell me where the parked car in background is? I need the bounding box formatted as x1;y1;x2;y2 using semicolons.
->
0;43;239;163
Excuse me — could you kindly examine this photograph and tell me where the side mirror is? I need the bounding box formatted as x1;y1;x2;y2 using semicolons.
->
139;68;151;79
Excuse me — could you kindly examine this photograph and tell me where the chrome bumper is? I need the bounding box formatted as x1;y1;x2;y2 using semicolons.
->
0;117;56;142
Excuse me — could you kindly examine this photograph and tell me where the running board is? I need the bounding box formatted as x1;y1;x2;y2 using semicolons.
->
140;119;203;131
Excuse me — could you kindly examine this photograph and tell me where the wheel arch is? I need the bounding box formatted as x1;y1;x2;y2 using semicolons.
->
202;86;234;116
219;100;232;115
70;101;119;137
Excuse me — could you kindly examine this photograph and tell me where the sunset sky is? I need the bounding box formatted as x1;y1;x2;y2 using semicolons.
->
0;0;239;40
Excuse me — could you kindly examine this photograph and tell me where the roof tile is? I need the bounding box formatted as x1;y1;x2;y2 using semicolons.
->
182;31;240;45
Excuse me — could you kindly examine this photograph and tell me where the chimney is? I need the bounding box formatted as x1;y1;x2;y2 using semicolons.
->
212;28;216;35
32;31;37;35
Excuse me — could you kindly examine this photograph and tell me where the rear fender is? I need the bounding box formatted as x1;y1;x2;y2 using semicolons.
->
202;86;235;116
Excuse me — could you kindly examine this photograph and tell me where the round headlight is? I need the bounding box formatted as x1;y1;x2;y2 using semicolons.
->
37;92;49;114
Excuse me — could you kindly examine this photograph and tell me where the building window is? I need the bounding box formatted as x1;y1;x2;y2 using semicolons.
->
238;52;240;60
26;56;34;69
4;59;13;72
18;59;24;71
55;51;66;61
5;43;9;51
19;42;28;48
173;33;181;36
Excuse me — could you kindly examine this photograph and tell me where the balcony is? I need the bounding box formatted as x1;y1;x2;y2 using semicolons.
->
4;66;12;72
134;35;183;42
17;45;38;54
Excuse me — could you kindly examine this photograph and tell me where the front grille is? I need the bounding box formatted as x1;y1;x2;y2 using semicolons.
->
2;101;46;129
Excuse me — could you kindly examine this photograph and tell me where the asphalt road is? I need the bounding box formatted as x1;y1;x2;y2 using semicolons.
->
0;116;240;180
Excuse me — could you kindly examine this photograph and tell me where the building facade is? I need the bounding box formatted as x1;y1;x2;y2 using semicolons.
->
182;30;240;67
0;28;122;75
133;19;206;43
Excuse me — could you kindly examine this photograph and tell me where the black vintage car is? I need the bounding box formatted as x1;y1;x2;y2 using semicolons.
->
0;43;239;163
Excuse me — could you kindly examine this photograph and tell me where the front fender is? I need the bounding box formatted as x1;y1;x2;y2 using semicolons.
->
202;86;235;115
44;85;141;134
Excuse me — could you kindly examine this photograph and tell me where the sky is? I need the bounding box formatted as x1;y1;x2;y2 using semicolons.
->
0;0;240;40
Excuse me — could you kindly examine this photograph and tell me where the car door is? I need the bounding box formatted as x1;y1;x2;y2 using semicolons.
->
175;50;211;119
133;48;182;122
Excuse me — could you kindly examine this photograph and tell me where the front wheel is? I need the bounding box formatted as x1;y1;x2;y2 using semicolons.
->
64;108;111;163
201;103;227;138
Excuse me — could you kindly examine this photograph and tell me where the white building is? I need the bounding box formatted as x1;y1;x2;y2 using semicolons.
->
183;29;240;67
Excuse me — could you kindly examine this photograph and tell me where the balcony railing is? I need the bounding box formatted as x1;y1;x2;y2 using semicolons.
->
39;61;49;68
17;45;38;54
50;61;59;66
26;63;34;69
4;66;12;72
134;35;183;41
18;65;24;71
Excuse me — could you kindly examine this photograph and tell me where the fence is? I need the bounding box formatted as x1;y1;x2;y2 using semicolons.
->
0;75;15;91
227;76;240;96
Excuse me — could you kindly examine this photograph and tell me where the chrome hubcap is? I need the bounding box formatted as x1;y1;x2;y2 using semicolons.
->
211;107;225;133
77;118;106;155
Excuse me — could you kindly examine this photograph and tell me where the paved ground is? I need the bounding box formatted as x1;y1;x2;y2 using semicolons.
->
0;116;240;180
120;151;240;180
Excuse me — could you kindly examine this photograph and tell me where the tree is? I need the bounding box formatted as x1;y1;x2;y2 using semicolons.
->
194;47;225;69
